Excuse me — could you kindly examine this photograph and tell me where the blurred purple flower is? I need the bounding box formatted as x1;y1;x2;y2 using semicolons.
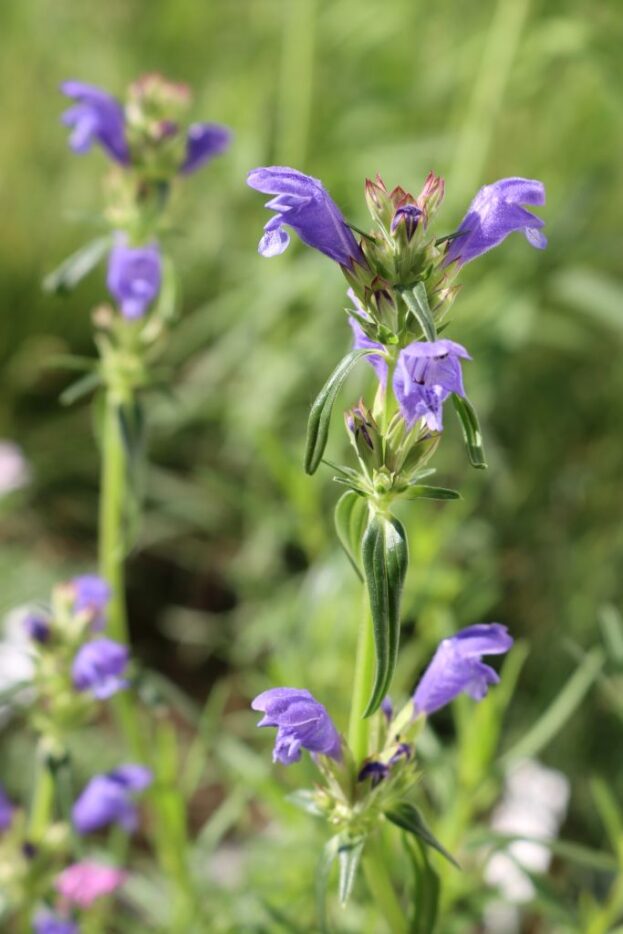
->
72;575;110;630
0;783;14;831
247;166;365;267
56;861;127;908
413;624;513;716
23;613;51;644
393;339;470;431
381;696;393;721
61;81;129;164
251;687;342;765
107;239;162;320
73;764;152;834
445;178;546;267
72;639;129;700
34;913;79;934
181;122;231;173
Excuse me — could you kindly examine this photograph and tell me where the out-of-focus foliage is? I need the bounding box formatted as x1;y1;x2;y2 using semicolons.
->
1;0;622;928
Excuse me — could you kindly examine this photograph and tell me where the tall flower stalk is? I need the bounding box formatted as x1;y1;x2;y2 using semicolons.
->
248;165;544;923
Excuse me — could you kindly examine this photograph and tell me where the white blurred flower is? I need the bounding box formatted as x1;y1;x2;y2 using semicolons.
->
0;606;36;724
484;759;571;931
0;441;31;496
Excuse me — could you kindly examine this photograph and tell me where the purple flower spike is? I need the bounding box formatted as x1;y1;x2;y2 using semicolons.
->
247;166;365;267
34;913;79;934
445;177;546;267
413;624;513;716
61;81;129;165
72;638;129;700
107;238;162;320
72;575;111;630
0;783;14;831
251;687;342;765
393;339;471;431
181;122;231;173
72;764;152;835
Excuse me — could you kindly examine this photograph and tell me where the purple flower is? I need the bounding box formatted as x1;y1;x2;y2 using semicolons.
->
393;339;471;431
251;687;342;765
34;913;79;934
72;575;110;630
247;166;365;267
0;783;14;831
23;613;51;644
61;81;129;164
107;239;162;320
381;696;393;721
181;122;231;173
72;639;129;700
72;764;152;834
445;178;546;267
413;624;513;716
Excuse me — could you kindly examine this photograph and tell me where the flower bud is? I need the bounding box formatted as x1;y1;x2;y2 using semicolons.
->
345;401;381;469
365;174;394;228
416;171;445;220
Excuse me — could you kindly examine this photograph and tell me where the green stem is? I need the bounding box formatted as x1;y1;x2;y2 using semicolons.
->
28;752;55;842
99;390;130;646
363;847;408;934
348;587;375;765
99;390;147;761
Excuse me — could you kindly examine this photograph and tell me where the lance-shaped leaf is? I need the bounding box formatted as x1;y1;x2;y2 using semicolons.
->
337;835;365;907
361;512;408;716
59;370;102;407
403;836;440;934
400;282;437;342
402;485;461;501
387;802;460;869
452;393;487;469
334;490;369;580
43;235;113;294
316;835;340;933
305;349;373;475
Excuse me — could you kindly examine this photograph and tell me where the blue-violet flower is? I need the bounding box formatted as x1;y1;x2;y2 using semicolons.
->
181;122;231;173
72;575;111;630
61;81;129;164
0;783;14;830
413;624;513;716
107;239;162;320
72;764;152;834
247;166;365;267
445;177;546;266
251;687;342;765
72;639;129;700
393;339;470;431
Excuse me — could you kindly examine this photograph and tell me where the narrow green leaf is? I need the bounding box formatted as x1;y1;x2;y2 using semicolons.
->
59;370;102;406
316;836;339;933
361;513;408;716
400;282;437;341
402;485;461;501
305;349;373;475
334;490;369;580
337;836;365;907
467;828;617;873
452;394;487;469
403;836;440;934
387;803;460;869
287;789;325;818
43;235;112;294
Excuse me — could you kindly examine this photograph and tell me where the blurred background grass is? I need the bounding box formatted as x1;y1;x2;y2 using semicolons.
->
1;0;623;926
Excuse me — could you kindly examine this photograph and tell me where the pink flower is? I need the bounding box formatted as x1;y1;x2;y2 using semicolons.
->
56;861;127;908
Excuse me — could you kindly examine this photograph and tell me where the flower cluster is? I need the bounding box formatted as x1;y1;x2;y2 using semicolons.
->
248;166;546;500
60;75;232;329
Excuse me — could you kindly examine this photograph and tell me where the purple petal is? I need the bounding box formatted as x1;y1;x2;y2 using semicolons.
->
445;177;546;266
107;238;162;319
181;122;231;173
